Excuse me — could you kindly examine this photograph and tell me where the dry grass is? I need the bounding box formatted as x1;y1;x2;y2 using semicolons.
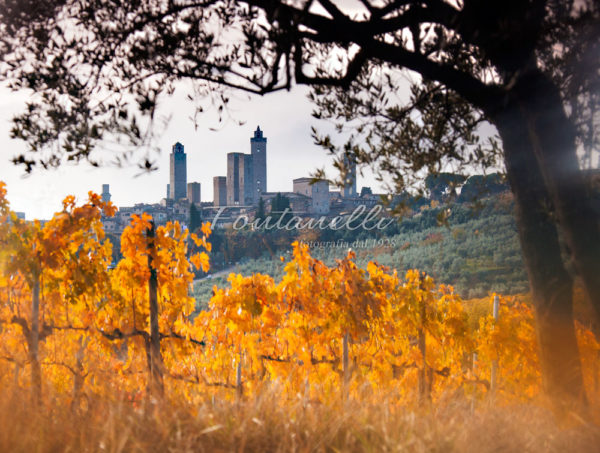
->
0;388;598;453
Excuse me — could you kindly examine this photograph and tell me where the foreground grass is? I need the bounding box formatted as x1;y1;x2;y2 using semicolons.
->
1;390;598;453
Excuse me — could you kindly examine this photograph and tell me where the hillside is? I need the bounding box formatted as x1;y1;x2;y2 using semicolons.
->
194;193;528;308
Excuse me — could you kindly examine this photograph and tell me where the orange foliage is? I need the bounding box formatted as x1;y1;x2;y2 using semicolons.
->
0;181;598;412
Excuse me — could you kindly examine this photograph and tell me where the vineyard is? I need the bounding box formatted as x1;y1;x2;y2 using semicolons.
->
194;196;529;306
1;182;599;450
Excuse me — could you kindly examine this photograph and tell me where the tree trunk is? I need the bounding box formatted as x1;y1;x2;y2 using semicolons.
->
493;103;587;409
30;275;41;404
514;70;600;325
146;222;164;399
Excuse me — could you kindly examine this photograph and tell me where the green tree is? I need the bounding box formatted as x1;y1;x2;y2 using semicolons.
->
270;193;292;225
425;173;466;202
458;174;509;203
189;203;202;234
254;197;266;227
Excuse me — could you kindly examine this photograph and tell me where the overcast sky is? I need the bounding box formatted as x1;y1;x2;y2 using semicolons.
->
0;83;386;220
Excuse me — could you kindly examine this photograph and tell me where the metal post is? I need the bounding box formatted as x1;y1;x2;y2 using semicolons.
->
492;294;500;319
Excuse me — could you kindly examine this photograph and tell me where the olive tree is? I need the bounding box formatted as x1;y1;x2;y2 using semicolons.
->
1;0;598;408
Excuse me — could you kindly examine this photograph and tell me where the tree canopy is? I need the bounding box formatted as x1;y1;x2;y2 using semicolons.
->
0;1;596;172
269;193;292;224
425;172;466;202
189;203;203;233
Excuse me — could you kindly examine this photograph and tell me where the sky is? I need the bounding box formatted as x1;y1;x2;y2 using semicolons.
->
0;83;385;220
0;0;382;220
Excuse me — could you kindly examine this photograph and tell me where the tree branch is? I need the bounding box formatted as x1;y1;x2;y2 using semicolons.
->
362;39;502;110
316;0;349;22
97;328;149;342
160;331;206;347
168;372;236;388
294;45;367;89
245;0;499;109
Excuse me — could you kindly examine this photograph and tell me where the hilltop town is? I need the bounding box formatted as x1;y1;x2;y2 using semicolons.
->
100;126;381;235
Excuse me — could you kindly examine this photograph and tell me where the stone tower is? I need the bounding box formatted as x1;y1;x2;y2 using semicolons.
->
250;126;267;204
227;152;253;206
169;142;187;200
101;184;111;203
187;182;201;204
293;177;330;214
342;155;357;198
213;176;227;207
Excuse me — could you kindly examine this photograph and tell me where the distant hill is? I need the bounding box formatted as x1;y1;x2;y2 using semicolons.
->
194;192;528;309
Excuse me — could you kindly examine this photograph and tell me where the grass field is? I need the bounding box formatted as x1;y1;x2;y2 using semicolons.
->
2;389;599;452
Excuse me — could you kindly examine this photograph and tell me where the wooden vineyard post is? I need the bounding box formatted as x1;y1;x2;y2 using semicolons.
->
236;350;243;400
30;275;41;405
490;295;500;395
471;352;478;413
342;332;349;401
146;221;164;399
303;377;310;407
418;278;429;404
13;363;19;387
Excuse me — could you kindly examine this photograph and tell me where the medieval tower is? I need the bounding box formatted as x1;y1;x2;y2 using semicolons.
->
250;126;267;204
169;142;187;200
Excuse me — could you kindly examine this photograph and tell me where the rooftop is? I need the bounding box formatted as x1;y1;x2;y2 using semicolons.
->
172;142;184;154
252;125;265;140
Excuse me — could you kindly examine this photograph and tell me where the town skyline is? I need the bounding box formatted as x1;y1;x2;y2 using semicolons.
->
1;85;386;220
96;123;365;236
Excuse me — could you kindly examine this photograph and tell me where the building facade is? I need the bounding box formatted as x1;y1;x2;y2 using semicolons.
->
187;182;201;204
227;152;244;205
293;178;330;214
169;142;187;200
213;176;227;207
223;126;268;207
261;191;311;215
242;154;253;205
227;152;253;206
